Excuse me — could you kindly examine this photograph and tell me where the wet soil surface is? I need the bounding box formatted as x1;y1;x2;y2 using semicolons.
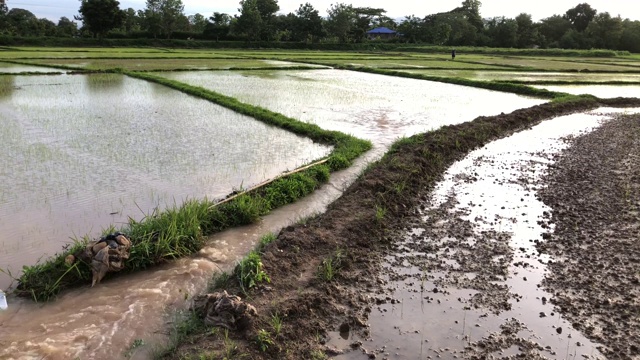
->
536;112;640;359
163;98;640;360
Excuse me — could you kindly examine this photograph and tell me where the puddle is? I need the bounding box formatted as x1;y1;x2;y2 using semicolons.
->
0;74;330;289
533;84;640;98
330;108;640;359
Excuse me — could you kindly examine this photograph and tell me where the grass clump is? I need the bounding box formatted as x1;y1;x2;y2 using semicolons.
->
235;251;270;293
318;249;346;282
255;329;274;352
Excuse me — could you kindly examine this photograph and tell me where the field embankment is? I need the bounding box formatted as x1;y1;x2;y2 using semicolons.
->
161;96;640;359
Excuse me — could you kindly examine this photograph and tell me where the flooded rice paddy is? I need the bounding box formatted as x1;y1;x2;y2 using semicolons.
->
0;68;547;359
400;70;640;83
25;59;327;71
333;108;640;359
0;73;330;289
157;69;545;144
533;84;640;98
0;62;63;73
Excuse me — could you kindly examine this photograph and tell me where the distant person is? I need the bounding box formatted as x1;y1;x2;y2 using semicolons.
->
451;49;456;60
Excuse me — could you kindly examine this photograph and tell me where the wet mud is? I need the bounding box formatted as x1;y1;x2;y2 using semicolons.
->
163;98;640;359
536;112;640;359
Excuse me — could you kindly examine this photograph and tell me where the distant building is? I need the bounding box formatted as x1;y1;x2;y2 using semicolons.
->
366;27;397;40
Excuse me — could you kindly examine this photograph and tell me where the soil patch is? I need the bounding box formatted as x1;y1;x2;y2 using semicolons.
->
536;112;640;359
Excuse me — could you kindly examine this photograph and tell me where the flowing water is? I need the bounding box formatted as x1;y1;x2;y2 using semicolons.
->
0;70;545;359
330;107;640;359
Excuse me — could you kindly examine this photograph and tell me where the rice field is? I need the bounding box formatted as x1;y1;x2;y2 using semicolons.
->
0;46;638;292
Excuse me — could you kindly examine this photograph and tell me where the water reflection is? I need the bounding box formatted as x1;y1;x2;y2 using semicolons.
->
0;75;15;99
85;73;125;93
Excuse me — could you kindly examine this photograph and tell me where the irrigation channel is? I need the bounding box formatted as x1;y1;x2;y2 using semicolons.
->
0;69;543;359
328;107;640;360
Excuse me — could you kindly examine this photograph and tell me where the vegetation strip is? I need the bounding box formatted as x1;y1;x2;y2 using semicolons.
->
161;96;640;359
14;72;371;302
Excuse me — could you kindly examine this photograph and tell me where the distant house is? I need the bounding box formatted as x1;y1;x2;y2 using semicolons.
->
366;27;397;40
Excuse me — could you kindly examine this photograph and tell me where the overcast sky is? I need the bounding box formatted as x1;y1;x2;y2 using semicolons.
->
7;0;639;22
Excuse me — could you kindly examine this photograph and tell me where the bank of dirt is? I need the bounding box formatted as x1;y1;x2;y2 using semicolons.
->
536;111;640;359
163;97;640;359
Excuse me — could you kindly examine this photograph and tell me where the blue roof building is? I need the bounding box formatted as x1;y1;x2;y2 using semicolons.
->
366;27;397;39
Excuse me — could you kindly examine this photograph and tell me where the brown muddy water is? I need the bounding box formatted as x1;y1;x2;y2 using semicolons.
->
0;70;544;359
329;107;640;360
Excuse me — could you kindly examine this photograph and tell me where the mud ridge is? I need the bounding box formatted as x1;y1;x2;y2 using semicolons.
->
165;97;640;359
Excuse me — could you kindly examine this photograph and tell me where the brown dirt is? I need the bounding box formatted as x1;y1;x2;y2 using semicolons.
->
163;97;640;359
536;112;640;359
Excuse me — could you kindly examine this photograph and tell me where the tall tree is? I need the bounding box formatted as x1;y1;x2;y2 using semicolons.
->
515;13;538;48
78;0;125;38
485;16;518;47
293;3;324;42
188;13;207;33
586;12;623;49
204;12;231;41
352;7;386;41
397;15;425;43
459;0;483;31
564;3;597;32
326;3;355;42
235;0;263;41
144;0;184;38
538;15;572;47
620;20;640;53
56;17;78;37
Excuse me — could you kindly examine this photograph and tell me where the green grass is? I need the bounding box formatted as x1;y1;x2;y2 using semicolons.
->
16;163;338;301
235;251;270;293
318;249;346;282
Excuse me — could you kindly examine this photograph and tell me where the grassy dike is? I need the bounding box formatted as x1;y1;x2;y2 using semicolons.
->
14;72;371;302
159;95;640;359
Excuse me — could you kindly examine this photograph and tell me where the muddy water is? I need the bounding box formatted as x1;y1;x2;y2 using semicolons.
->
0;74;330;289
0;70;544;359
331;107;640;359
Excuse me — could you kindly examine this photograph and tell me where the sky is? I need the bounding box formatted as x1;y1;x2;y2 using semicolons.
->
6;0;640;23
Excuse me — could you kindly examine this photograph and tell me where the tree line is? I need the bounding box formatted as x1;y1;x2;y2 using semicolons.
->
0;0;639;52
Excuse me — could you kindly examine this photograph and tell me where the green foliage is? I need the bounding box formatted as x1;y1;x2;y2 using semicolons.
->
79;0;126;38
257;233;277;252
270;312;283;336
235;251;270;292
318;249;346;282
255;329;274;352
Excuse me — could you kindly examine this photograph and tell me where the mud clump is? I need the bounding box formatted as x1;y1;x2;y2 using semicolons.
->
537;113;640;359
